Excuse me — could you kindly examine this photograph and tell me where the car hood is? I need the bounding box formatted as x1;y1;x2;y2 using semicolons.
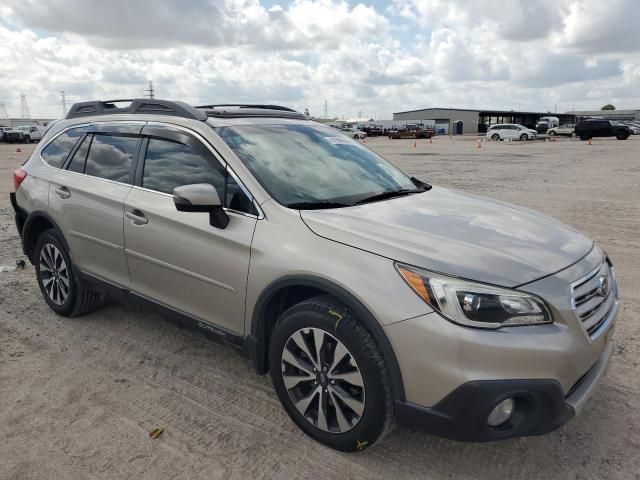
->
301;187;593;287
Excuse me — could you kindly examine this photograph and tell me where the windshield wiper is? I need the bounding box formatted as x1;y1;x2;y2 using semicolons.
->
355;188;424;205
286;201;353;210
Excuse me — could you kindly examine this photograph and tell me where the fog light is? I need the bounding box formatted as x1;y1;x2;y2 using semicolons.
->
487;398;514;427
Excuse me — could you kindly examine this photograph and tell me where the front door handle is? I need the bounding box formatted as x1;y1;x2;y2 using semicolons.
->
54;186;71;199
125;209;148;225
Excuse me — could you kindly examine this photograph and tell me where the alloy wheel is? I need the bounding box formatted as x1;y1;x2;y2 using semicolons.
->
281;327;365;433
39;243;70;305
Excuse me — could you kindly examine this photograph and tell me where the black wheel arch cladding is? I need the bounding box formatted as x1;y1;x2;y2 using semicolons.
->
21;210;71;264
250;274;406;401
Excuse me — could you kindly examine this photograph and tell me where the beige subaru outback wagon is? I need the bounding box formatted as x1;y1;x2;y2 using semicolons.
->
11;99;618;451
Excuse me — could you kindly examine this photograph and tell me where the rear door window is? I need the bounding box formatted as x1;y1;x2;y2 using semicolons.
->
84;134;139;184
40;127;86;168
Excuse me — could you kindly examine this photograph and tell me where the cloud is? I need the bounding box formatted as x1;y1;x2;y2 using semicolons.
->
7;0;388;50
0;0;639;119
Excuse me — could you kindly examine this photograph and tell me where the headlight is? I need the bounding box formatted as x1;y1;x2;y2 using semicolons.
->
396;263;552;329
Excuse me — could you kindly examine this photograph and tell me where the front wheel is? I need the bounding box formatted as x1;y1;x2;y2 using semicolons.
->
269;296;394;452
616;131;629;140
548;130;556;137
35;229;101;316
520;133;528;141
579;132;590;141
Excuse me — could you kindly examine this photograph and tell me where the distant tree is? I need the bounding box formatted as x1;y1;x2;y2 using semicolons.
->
304;108;310;116
601;104;616;110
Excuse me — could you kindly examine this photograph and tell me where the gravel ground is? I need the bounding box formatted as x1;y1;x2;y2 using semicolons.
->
1;136;639;480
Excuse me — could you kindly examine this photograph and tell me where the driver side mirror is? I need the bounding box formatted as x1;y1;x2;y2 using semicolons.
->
173;184;229;229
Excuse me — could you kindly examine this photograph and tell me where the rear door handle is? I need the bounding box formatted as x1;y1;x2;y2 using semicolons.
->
125;209;148;225
54;186;71;199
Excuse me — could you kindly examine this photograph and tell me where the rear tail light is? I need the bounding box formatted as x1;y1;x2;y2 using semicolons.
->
13;169;27;191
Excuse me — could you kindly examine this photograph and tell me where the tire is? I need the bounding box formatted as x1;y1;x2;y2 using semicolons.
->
491;133;500;141
571;132;576;139
353;134;359;140
548;130;556;136
269;295;394;452
520;133;528;141
34;229;101;317
579;132;590;141
616;131;629;140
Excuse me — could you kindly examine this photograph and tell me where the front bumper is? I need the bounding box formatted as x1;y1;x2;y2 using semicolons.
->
396;340;614;441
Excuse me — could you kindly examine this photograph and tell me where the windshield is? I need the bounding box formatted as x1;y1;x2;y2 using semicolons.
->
216;123;415;206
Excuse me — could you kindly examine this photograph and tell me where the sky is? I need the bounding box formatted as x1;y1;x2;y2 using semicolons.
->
0;0;639;119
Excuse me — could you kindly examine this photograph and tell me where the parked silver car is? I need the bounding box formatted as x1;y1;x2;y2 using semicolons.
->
11;99;618;451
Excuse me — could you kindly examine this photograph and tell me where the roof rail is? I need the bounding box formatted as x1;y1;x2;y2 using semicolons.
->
195;104;298;113
198;104;306;120
66;99;208;121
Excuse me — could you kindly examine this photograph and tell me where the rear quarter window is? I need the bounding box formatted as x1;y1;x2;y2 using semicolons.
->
40;127;86;168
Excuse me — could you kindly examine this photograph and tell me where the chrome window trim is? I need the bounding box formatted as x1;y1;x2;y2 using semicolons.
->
40;120;264;220
38;121;147;172
53;166;134;189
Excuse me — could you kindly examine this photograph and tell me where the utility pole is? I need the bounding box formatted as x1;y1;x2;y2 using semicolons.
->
323;99;328;118
145;81;155;99
0;101;8;119
20;94;30;119
61;90;67;117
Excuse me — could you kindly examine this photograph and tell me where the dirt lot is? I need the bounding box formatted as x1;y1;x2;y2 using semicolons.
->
1;136;639;480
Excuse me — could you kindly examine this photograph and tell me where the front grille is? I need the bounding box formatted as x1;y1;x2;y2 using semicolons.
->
571;260;618;340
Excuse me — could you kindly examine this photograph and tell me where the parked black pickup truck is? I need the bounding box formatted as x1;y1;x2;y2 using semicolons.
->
574;118;631;140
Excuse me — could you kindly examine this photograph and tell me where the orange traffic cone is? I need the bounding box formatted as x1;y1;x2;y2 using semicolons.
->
588;138;592;145
413;141;417;148
16;147;21;153
477;139;481;149
429;137;433;144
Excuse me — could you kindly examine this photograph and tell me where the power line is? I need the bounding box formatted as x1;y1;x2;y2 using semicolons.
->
61;90;67;117
20;93;30;119
145;80;155;99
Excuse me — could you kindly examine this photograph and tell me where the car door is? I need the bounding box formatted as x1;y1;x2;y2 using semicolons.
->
123;125;259;335
48;123;143;287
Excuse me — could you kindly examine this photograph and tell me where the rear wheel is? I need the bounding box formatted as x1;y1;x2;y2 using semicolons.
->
269;296;394;452
548;130;556;137
35;229;101;316
616;131;629;140
520;133;528;141
491;133;500;141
